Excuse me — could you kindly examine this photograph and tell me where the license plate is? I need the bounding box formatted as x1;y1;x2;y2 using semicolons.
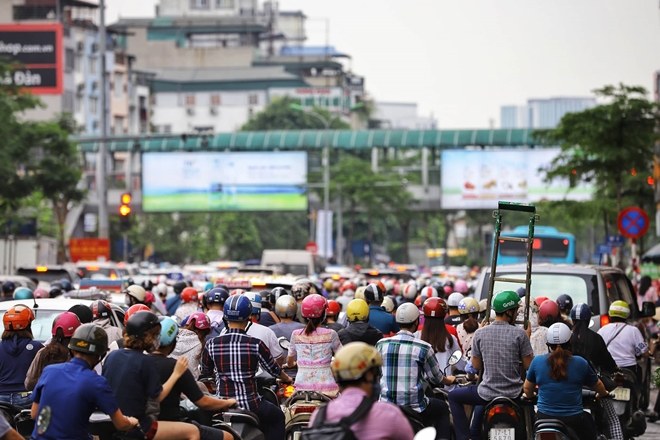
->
490;428;514;440
611;387;630;401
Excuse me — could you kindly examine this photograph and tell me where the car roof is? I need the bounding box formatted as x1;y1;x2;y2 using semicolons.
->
483;263;622;275
0;298;124;312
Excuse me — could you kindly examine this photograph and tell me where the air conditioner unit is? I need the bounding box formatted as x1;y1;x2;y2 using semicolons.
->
77;41;85;53
210;107;218;116
186;107;195;116
91;43;99;53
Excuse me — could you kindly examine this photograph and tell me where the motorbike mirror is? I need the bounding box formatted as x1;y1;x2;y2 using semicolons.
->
448;350;462;366
640;301;656;318
588;318;595;329
414;427;436;440
278;336;290;350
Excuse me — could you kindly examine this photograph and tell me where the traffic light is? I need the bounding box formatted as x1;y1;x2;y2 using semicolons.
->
119;193;131;231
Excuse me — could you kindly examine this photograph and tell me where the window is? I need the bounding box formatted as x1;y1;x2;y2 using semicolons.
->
63;91;74;113
216;0;235;8
75;94;83;113
75;53;83;73
114;116;125;135
248;94;258;105
65;48;75;73
185;94;196;106
114;73;124;98
89;56;97;75
190;0;210;9
210;94;221;106
162;124;172;133
90;97;98;115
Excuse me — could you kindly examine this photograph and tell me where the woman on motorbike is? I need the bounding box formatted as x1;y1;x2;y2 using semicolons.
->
455;298;479;361
170;312;210;380
420;297;461;369
524;322;608;440
25;312;81;391
0;305;44;408
286;294;342;397
103;311;200;440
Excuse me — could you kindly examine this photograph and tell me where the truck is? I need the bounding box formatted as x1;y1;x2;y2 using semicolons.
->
260;249;321;277
0;236;58;275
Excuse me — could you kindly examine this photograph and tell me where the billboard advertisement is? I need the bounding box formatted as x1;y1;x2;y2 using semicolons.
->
441;148;593;209
142;152;308;212
0;24;63;95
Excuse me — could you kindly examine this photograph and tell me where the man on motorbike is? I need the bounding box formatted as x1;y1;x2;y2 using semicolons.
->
202;287;229;332
202;294;293;440
598;301;649;378
338;299;383;346
307;342;414;440
365;284;400;336
30;324;140;439
448;290;534;440
269;295;304;341
377;303;456;440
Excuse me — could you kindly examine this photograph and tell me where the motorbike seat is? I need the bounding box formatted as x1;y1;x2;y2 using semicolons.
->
398;405;425;425
223;409;261;427
534;419;579;438
286;390;332;406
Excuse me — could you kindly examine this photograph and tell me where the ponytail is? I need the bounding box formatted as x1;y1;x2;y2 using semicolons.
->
547;343;572;381
304;317;323;335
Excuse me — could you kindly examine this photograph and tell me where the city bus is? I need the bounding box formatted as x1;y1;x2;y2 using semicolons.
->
495;226;576;264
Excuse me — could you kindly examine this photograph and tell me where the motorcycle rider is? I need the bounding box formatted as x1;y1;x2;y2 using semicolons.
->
238;292;284;364
456;298;480;361
445;292;464;327
151;317;235;440
420;297;461;369
175;288;201;324
556;294;574;324
338;299;383;346
171;312;210;380
0;305;44;408
90;300;123;344
202;294;293;440
106;304;151;353
598;301;650;377
377;303;456;440
365;284;400;335
202;286;229;329
0;282;15;301
269;295;304;340
166;282;189;316
448;290;534;440
30;324;140;439
259;289;282;327
524;322;609;440
307;342;415;440
323;300;345;333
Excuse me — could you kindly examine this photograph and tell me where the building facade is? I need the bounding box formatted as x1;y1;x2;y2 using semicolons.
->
372;102;437;130
500;97;596;129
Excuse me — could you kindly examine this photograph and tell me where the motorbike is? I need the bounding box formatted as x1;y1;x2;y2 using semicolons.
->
609;369;646;439
283;390;332;440
531;390;609;440
0;402;33;438
481;394;534;440
212;408;265;440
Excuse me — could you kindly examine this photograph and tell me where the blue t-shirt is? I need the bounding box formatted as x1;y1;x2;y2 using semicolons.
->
526;353;598;417
103;349;163;425
32;357;119;440
0;336;43;393
165;295;182;316
368;306;400;335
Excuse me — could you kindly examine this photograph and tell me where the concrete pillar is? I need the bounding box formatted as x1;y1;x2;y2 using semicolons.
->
371;147;378;172
422;147;429;192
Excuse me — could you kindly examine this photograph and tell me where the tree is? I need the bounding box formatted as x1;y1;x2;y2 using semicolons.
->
537;84;658;213
241;96;350;131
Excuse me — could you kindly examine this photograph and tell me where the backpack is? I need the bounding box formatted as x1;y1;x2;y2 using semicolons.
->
300;397;374;440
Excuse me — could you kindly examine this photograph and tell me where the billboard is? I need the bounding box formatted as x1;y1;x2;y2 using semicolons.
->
0;24;63;95
441;148;593;209
142;152;308;212
68;238;110;262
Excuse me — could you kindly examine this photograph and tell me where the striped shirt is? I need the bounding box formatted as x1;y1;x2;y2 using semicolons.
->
376;330;445;412
201;328;282;410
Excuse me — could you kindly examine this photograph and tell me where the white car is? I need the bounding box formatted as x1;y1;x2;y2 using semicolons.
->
0;298;125;343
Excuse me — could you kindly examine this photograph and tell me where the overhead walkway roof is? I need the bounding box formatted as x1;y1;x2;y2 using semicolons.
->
73;129;540;153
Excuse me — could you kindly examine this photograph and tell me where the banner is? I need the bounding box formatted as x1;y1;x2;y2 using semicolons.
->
441;148;593;209
68;238;110;262
316;210;333;259
142;152;308;212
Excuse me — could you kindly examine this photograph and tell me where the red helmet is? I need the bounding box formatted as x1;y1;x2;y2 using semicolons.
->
326;300;341;317
535;296;549;307
423;297;448;319
301;294;327;319
52;312;82;338
3;305;35;331
187;312;210;330
539;300;560;321
340;281;356;293
181;287;198;303
124;304;151;325
414;295;427;307
420;286;439;299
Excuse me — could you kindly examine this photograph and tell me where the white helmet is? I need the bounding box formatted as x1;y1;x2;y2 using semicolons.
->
396;302;420;324
244;292;262;314
126;285;146;302
447;292;464;307
157;275;168;284
275;295;297;319
402;283;417;300
154;283;168;296
343;289;355;299
478;299;488;313
546;322;572;345
420;286;439;298
381;296;395;313
384;280;395;293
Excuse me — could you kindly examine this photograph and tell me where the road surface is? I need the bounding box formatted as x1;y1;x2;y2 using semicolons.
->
642;387;660;439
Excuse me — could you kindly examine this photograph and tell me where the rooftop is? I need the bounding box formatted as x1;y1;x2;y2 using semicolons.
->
148;66;299;83
111;15;267;30
280;46;350;58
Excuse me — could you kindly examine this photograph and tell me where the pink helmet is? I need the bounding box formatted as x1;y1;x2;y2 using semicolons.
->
420;286;439;298
454;280;469;294
187;312;210;330
145;292;155;306
443;286;453;296
301;294;327;319
34;288;49;299
52;312;82;338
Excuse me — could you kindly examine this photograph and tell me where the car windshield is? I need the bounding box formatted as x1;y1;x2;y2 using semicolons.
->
16;269;74;284
0;309;62;343
481;272;592;306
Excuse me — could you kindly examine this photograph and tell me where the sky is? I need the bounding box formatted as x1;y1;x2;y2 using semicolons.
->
106;0;660;128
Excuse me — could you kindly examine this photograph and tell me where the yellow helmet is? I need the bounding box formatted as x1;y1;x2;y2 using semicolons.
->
323;279;334;290
346;299;369;322
331;342;383;382
354;286;367;301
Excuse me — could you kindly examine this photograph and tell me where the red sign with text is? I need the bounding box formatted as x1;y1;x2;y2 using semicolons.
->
69;238;110;262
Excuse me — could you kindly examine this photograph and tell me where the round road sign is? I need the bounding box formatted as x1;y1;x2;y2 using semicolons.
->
305;242;318;255
617;207;649;239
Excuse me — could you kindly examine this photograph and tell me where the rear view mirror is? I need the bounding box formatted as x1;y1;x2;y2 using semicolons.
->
278;336;290;350
448;350;462;366
641;301;656;318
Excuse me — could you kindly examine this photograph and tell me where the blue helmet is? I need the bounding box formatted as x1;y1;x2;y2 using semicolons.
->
13;287;34;300
2;281;15;295
158;317;179;346
570;303;592;322
59;279;74;292
556;294;573;312
203;282;213;291
205;287;230;306
223;294;252;321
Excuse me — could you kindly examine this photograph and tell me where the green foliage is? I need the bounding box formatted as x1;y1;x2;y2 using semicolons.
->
241;96;350;130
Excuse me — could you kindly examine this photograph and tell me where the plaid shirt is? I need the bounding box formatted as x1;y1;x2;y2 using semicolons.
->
201;328;282;410
376;330;445;412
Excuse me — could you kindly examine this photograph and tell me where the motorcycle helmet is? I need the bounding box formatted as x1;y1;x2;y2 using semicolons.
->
534;296;549;308
59;280;74;292
13;287;33;300
3;305;35;331
230;289;246;297
454;280;469;294
187;312;210;330
275;295;298;319
396;303;420;324
402;283;417;300
478;299;488;313
492;290;520;314
292;280;318;300
332;342;383;382
244;292;262;314
90;300;113;321
556;294;574;313
49;286;62;298
570;303;592;322
125;311;160;339
33;288;49;299
423;297;447;319
420;286;439;299
346;299;369;322
447;292;464;307
180;287;198;303
224;294;252;321
158;317;179;346
123;304;151;325
52;312;82;338
204;287;230;308
326;300;341;317
546;322;572;345
539;300;560;322
301;294;327;319
68;324;109;356
269;287;287;304
443;286;453;297
458;297;479;315
354;286;367;301
381;296;395;313
125;285;146;303
2;281;15;295
609;300;630;319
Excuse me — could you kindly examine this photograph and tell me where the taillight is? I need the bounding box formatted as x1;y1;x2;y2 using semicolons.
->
600;315;610;328
538;433;563;440
293;405;318;415
278;385;295;399
487;405;518;422
614;372;625;386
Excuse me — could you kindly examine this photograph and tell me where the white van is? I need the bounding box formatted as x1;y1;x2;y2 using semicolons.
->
261;250;318;277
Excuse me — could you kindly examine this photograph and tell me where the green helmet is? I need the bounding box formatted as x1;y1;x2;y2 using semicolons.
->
492;290;520;314
13;287;34;300
608;300;630;319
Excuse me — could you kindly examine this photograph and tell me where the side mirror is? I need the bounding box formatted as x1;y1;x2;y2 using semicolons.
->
640;301;656;318
448;350;462;366
278;336;290;350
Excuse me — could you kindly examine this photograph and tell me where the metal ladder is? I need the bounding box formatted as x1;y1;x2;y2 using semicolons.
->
485;201;539;328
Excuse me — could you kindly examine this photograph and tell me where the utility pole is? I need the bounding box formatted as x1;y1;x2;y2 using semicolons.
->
97;0;109;239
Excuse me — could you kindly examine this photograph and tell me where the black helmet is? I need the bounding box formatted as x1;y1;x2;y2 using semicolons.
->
68;324;109;356
59;279;74;292
556;294;574;312
2;281;15;295
173;282;187;295
269;287;287;305
364;284;384;303
90;300;112;321
49;286;62;298
125;311;160;339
